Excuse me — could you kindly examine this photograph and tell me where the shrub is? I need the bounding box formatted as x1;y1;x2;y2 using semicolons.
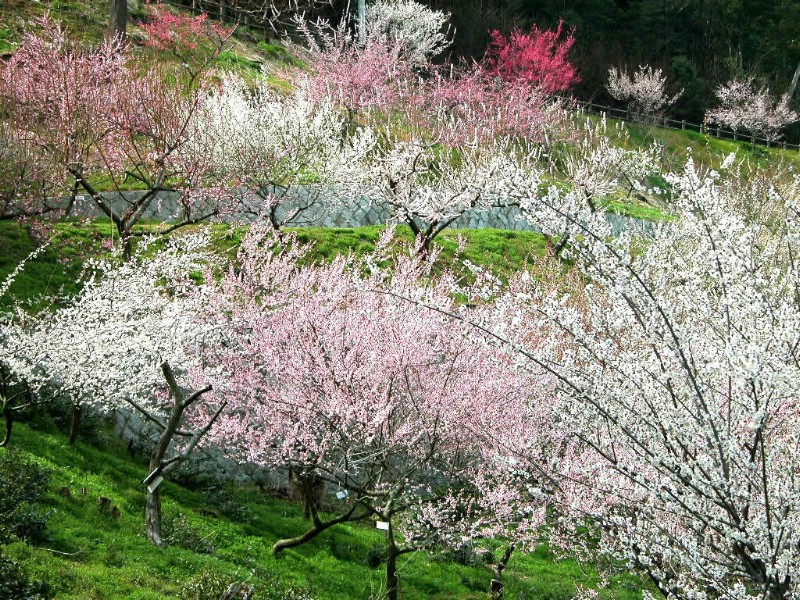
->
180;572;238;599
0;450;51;543
0;550;54;600
163;513;216;554
204;485;252;522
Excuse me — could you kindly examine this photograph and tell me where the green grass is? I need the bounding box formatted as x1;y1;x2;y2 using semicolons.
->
0;221;553;313
290;225;549;271
1;421;649;599
604;199;674;222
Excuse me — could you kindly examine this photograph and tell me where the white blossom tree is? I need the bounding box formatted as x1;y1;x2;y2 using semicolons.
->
607;65;682;122
477;158;800;599
706;78;799;142
351;126;541;255
195;75;374;233
365;0;453;66
2;233;226;546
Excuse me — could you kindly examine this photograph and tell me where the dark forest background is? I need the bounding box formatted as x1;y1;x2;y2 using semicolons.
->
180;0;800;125
433;0;800;124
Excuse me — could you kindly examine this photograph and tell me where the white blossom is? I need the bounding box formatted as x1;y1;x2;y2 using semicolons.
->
607;65;682;121
366;0;452;66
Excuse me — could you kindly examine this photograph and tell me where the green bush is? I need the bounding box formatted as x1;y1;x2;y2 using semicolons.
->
260;574;317;600
180;571;240;599
205;485;252;521
0;550;54;600
0;450;51;543
164;513;217;554
181;571;315;600
365;544;385;568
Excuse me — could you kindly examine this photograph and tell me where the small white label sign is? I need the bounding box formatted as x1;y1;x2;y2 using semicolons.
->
147;475;164;494
375;521;390;531
336;490;349;500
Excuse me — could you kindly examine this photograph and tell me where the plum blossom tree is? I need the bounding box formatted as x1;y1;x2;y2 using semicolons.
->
0;122;60;221
0;234;224;546
482;158;800;599
140;5;234;76
350;125;541;255
606;64;682;122
1;234;225;545
194;75;374;233
0;17;234;258
294;15;416;129
365;0;453;66
706;78;799;142
198;227;551;600
0;19;128;218
0;245;51;448
482;20;579;95
426;63;569;145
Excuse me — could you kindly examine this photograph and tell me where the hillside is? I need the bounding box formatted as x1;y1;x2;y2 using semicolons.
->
4;3;800;598
0;374;649;599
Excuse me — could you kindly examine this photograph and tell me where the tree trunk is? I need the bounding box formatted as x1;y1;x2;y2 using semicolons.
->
272;503;371;555
357;0;366;47
145;481;165;547
121;231;133;261
385;523;400;600
788;58;800;101
272;519;338;554
0;403;12;448
136;362;217;547
108;0;128;40
489;544;515;600
0;369;11;447
68;402;82;445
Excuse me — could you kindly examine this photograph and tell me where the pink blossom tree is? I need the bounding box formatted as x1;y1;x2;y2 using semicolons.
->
0;16;234;258
482;20;579;95
0;19;128;218
294;15;416;130
426;63;569;145
706;78;799;142
606;64;682;122
199;227;551;600
0;122;60;221
140;3;234;74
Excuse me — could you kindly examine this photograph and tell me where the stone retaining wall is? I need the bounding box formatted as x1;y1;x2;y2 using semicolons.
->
71;188;655;237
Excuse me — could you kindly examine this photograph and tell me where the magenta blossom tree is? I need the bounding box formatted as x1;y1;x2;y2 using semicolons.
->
482;20;579;95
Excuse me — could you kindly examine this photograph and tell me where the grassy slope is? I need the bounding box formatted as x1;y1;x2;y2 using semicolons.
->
0;221;650;599
3;421;645;600
0;219;551;307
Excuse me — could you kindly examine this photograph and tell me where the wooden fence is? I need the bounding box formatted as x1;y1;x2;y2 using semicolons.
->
573;100;800;151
